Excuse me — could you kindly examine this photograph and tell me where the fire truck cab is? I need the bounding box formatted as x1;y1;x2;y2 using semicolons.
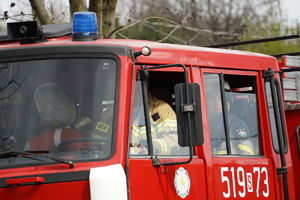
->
0;12;297;200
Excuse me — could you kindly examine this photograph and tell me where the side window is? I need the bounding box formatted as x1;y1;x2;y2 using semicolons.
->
204;74;227;154
130;80;148;155
265;80;287;153
204;73;261;156
129;72;188;156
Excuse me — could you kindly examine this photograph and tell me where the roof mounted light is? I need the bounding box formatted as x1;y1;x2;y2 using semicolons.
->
72;12;98;41
133;46;152;59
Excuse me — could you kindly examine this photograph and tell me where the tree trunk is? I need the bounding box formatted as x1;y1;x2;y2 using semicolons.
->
29;0;53;24
89;0;118;39
69;0;88;21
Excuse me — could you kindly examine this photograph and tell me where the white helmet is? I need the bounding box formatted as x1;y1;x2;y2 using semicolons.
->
34;83;76;127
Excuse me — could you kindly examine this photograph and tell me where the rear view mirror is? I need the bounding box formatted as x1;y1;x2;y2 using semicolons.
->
175;83;203;146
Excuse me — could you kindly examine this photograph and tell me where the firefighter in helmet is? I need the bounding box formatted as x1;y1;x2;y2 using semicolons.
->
0;87;27;152
206;80;254;155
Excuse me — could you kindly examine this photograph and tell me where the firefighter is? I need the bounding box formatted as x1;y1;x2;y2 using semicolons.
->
91;80;181;156
207;81;254;155
150;78;174;107
130;80;180;155
0;88;27;152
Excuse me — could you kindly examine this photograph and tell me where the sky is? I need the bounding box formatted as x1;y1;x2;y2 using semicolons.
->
0;0;299;24
282;0;300;23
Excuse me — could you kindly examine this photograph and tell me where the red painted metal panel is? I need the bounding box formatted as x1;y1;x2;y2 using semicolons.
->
212;158;276;200
0;31;296;200
128;158;206;200
0;180;90;200
284;110;300;199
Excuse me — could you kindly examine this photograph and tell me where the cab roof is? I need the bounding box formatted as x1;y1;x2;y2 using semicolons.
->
0;22;279;72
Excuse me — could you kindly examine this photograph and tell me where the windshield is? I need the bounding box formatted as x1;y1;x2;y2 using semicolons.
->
0;58;117;167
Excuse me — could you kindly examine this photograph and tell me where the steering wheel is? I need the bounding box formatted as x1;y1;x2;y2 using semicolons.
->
55;137;110;152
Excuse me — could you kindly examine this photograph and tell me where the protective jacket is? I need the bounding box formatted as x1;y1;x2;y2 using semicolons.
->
131;95;180;155
210;114;254;155
92;93;182;155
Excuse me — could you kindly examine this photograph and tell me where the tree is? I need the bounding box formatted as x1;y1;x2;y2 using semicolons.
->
1;0;299;56
234;4;300;56
29;0;53;24
18;0;117;39
89;0;118;39
0;2;33;30
115;0;285;46
114;0;300;56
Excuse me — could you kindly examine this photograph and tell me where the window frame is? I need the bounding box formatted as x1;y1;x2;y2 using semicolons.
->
201;68;261;156
0;55;120;168
264;77;288;154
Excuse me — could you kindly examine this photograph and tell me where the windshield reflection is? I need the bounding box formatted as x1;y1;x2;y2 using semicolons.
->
0;58;117;166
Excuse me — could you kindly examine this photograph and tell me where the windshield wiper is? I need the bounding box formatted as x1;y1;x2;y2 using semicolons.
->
0;150;75;168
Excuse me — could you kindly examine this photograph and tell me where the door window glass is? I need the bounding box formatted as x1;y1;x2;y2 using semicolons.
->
204;73;261;156
130;77;188;156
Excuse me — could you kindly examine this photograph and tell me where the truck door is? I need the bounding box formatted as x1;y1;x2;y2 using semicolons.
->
263;72;294;200
280;60;300;200
127;68;207;200
202;69;277;199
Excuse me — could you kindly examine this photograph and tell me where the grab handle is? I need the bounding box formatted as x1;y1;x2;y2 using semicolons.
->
6;177;44;186
296;125;300;160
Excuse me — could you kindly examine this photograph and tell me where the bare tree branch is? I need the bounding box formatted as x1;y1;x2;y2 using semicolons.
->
29;0;53;24
156;1;196;43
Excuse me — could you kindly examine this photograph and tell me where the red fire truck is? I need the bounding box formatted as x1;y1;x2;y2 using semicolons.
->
0;11;298;200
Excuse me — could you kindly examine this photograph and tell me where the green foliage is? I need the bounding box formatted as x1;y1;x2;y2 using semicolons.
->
234;5;300;56
237;24;300;56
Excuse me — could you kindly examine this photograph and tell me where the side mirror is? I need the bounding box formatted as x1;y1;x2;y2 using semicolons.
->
175;83;203;146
